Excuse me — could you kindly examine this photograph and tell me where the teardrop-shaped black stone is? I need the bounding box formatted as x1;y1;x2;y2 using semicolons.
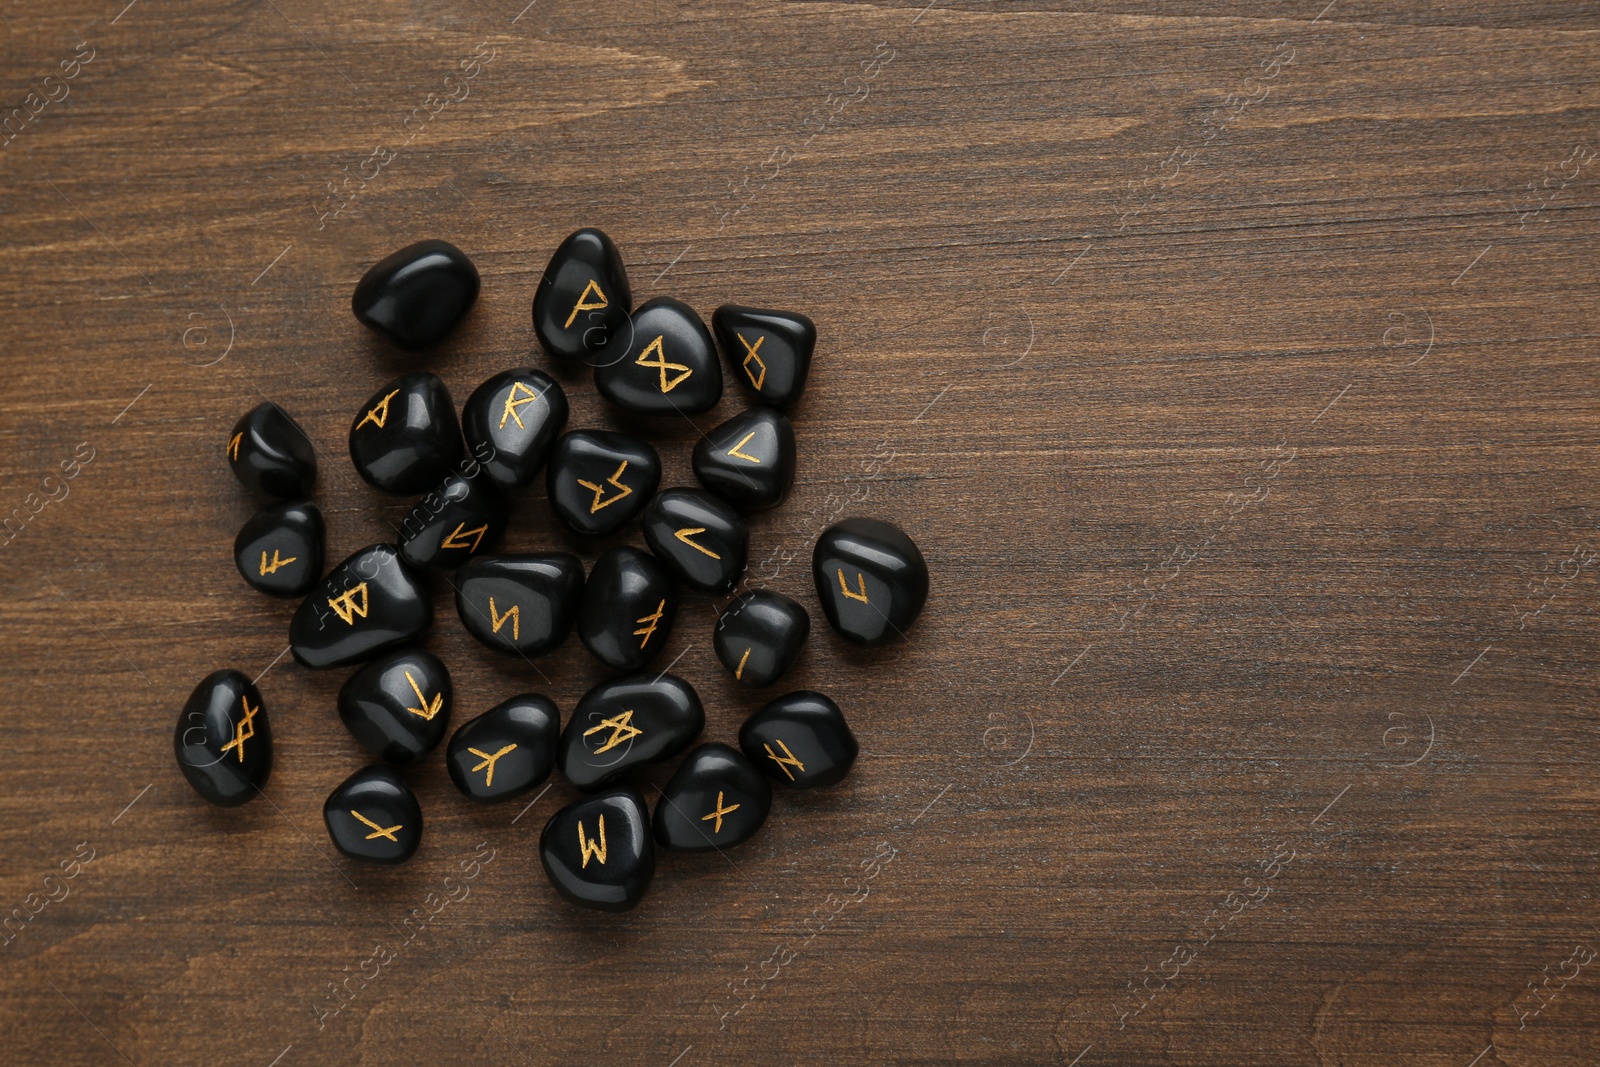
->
691;407;796;510
446;694;560;803
532;228;633;364
594;297;722;415
653;743;771;852
540;788;654;911
460;368;569;490
227;401;317;499
642;488;748;595
234;500;323;598
336;648;453;764
289;544;433;669
713;304;816;410
713;589;809;687
324;765;423;864
577;546;678;671
174;670;272;806
455;553;584;658
556;673;704;791
739;691;857;789
546;430;660;538
349;372;465;495
352;239;480;351
397;471;506;571
812;517;929;646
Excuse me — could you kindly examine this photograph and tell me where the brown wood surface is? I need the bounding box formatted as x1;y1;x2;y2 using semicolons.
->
3;0;1600;1063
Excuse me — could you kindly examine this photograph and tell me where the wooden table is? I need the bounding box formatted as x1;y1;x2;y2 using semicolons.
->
4;1;1598;1063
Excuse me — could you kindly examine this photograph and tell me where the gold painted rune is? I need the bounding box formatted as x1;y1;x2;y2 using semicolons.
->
489;597;519;641
763;738;806;781
635;335;692;393
328;582;370;625
633;600;666;648
219;694;258;763
726;431;762;464
351;810;401;842
563;278;609;330
674;527;720;559
404;670;443;721
440;522;488;552
583;710;642;755
838;569;871;604
578;814;607;868
701;791;741;834
577;461;632;514
259;549;297;576
468;744;517;787
735;647;752;681
499;380;541;430
736;333;767;390
356;388;400;431
227;432;243;461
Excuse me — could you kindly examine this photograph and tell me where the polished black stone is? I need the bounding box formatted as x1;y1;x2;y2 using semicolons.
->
540;788;654;911
446;694;560;803
546;430;660;538
739;690;857;789
556;673;704;792
691;407;796;510
234;500;323;598
812;517;929;647
397;471;506;571
455;553;584;658
652;743;771;852
594;297;722;415
337;648;453;765
642;488;747;595
323;765;423;864
460;368;569;490
352;239;480;351
577;547;678;671
532;228;632;365
227;401;317;498
173;670;272;807
348;372;465;495
713;589;809;687
713;304;816;410
289;544;433;669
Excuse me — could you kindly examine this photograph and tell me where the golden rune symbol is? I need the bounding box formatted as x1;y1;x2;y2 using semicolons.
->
403;670;443;721
674;527;721;560
633;600;666;648
763;739;806;781
259;549;298;576
499;381;541;430
227;432;243;461
735;647;752;681
838;569;871;604
701;791;741;834
327;582;370;625
489;597;519;641
736;333;767;390
219;694;258;763
577;461;632;513
563;278;609;330
635;335;692;393
726;431;762;464
578;814;608;868
351;810;401;842
468;744;517;787
356;388;400;431
584;710;643;755
440;522;488;552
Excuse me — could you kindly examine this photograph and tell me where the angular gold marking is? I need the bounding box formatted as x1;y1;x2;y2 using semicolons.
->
726;431;761;464
468;744;517;787
489;597;519;641
633;600;666;648
404;670;443;721
635;335;692;393
578;814;607;867
838;569;870;604
227;432;243;461
351;810;401;842
763;738;805;781
577;461;632;513
259;549;298;576
499;380;541;430
734;646;752;681
583;710;642;755
327;582;370;625
736;333;767;390
674;527;720;559
440;522;488;552
563;278;609;330
701;791;741;834
356;388;400;431
219;694;258;763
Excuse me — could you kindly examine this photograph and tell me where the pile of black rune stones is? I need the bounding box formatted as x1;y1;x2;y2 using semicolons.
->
176;230;929;912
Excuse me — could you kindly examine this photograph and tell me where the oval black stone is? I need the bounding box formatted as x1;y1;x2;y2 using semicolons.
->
739;690;857;789
227;401;317;499
540;788;654;911
691;407;796;510
455;553;584;658
546;430;660;538
556;673;704;792
642;488;747;595
713;304;816;410
532;228;633;365
289;544;433;669
173;670;272;807
352;239;480;351
348;372;465;495
397;471;506;571
593;297;722;415
812;517;929;647
713;589;809;687
460;368;569;490
652;743;772;852
324;765;423;864
336;648;453;765
446;694;560;803
234;500;323;598
577;546;678;671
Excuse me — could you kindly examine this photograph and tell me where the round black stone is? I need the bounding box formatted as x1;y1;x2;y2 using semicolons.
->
455;553;584;658
712;303;816;410
812;517;929;647
546;430;660;538
336;647;453;765
173;670;272;807
289;544;433;669
652;743;772;852
532;228;633;365
577;546;678;671
641;488;748;595
323;765;423;864
713;589;809;687
348;372;465;495
739;690;858;789
226;401;316;499
233;500;323;598
446;694;560;803
691;407;796;510
460;368;569;490
540;788;654;911
352;239;480;351
556;673;704;792
397;471;506;571
593;297;722;415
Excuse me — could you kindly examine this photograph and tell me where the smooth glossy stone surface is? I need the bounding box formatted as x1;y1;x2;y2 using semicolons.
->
812;517;929;647
337;648;453;764
348;372;465;495
541;789;653;911
594;297;722;415
577;547;678;671
652;743;771;852
173;670;272;806
446;694;560;803
532;228;632;365
713;304;816;410
290;544;433;669
642;488;748;595
556;673;704;792
233;500;323;598
352;239;480;351
739;690;857;789
397;471;506;571
323;765;423;864
455;554;584;658
713;589;809;687
691;407;796;510
227;401;316;498
461;368;569;489
546;430;660;538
